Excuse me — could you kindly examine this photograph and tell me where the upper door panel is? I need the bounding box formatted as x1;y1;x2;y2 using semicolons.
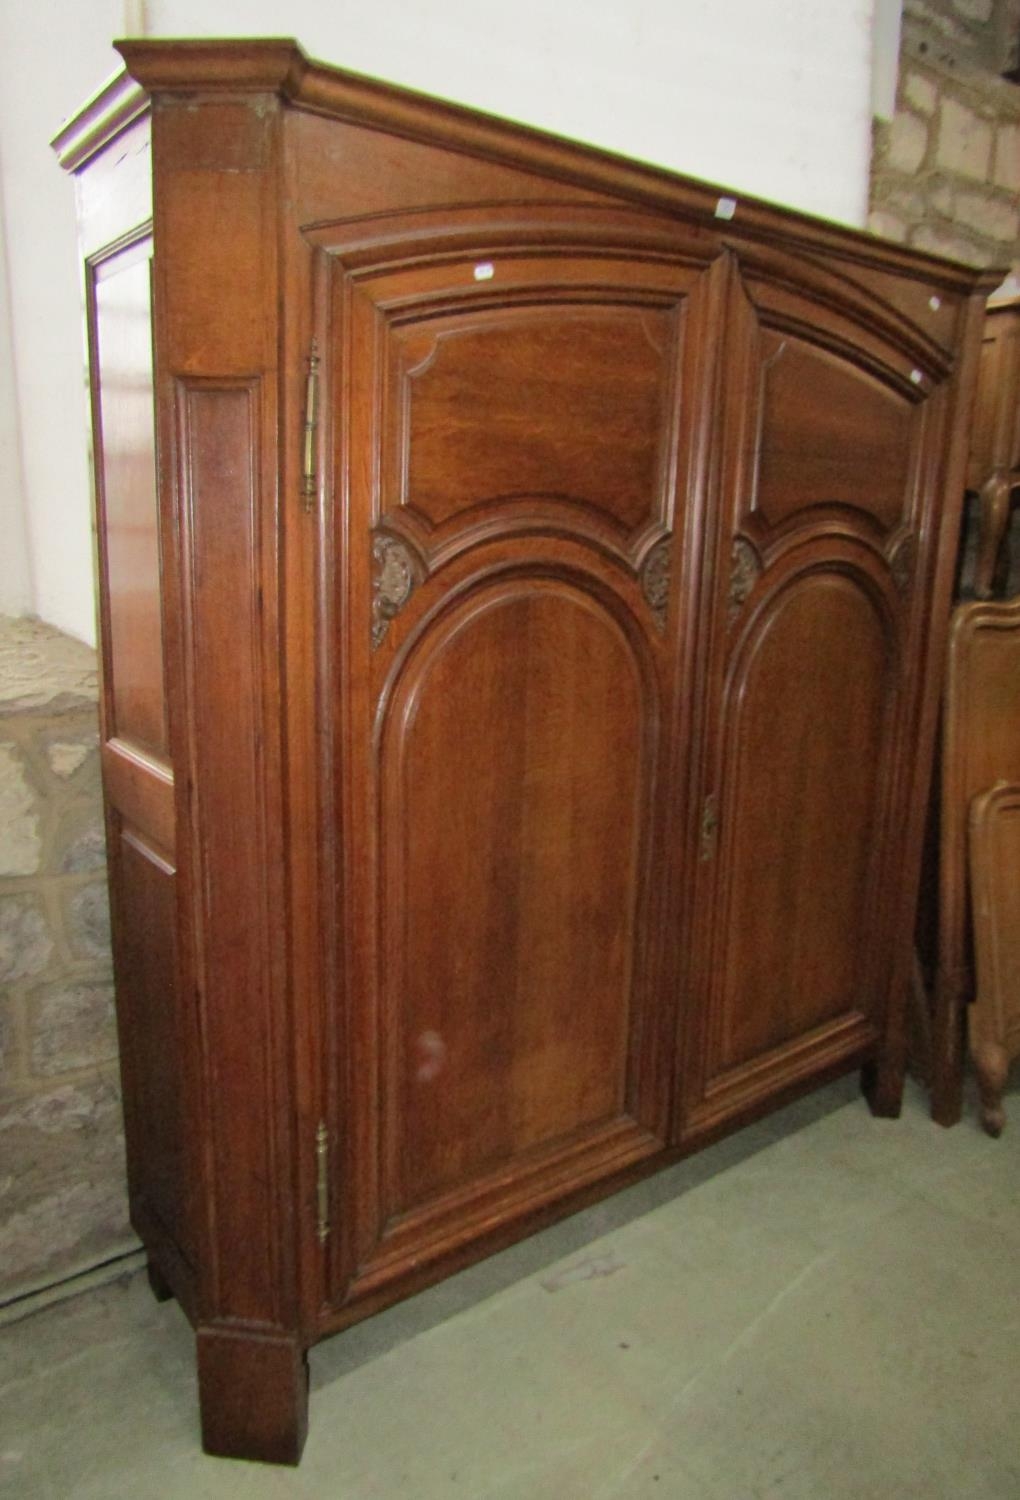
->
313;203;723;578
752;331;913;533
394;302;674;537
722;250;953;567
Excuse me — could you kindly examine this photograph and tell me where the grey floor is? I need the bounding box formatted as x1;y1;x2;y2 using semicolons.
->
2;1074;1018;1499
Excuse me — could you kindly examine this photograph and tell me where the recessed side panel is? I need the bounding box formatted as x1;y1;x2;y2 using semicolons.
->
111;826;193;1268
382;581;653;1217
711;572;892;1076
87;229;191;1294
91;241;167;758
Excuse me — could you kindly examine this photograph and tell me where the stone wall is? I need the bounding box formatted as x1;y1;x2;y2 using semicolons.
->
0;616;136;1309
870;0;1020;275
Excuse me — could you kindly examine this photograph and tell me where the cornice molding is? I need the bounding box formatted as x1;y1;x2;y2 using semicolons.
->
51;37;1007;294
51;69;149;171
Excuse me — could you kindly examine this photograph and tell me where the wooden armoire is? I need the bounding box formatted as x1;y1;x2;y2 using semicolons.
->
54;39;997;1464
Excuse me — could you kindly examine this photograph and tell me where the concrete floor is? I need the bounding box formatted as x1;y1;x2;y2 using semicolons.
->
2;1074;1018;1499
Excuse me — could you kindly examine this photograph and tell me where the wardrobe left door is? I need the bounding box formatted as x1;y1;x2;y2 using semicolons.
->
313;207;725;1320
87;226;195;1296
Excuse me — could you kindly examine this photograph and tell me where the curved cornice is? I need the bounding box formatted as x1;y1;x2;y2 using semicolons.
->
51;36;1006;296
51;69;149;171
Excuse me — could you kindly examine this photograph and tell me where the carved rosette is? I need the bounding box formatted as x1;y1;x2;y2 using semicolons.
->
890;534;914;595
640;539;672;630
728;538;761;623
371;534;419;648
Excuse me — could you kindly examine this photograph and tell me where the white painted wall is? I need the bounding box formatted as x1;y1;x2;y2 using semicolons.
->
0;0;124;643
0;0;880;645
147;0;877;225
0;193;31;619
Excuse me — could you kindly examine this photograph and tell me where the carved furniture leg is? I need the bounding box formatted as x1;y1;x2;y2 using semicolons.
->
196;1328;309;1465
973;470;1012;600
861;959;909;1117
861;1055;905;1118
146;1259;174;1303
971;1037;1009;1138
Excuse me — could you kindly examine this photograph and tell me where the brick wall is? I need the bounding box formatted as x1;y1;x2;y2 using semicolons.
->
870;0;1020;274
0;617;135;1309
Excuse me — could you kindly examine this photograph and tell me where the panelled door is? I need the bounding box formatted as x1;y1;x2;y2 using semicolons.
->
314;204;724;1313
679;249;957;1141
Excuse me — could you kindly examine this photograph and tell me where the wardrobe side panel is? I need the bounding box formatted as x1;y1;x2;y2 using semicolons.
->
79;124;198;1291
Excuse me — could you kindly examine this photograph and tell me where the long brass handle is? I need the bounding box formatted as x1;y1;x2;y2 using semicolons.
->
301;339;320;512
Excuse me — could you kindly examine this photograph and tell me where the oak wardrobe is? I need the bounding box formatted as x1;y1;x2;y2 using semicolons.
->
54;38;997;1464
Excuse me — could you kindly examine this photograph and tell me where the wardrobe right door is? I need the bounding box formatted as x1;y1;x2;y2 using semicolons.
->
679;251;957;1141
